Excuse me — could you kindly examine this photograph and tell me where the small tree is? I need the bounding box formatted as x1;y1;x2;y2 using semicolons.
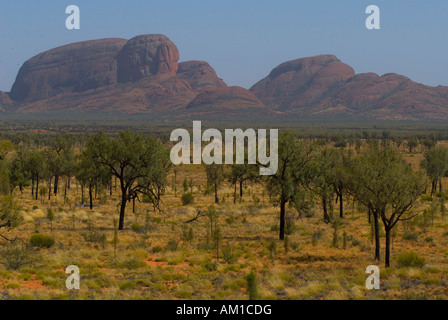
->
351;145;425;267
205;164;224;204
420;147;448;195
47;207;55;233
264;131;315;240
0;196;22;242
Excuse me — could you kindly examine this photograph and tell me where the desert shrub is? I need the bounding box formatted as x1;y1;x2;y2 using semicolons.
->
119;280;137;290
397;252;426;268
222;244;237;264
267;240;277;260
131;223;145;233
151;245;163;253
32;206;39;210
165;240;178;252
81;229;106;247
421;195;433;202
0;244;33;270
122;258;146;270
204;260;218;271
182;225;194;244
402;232;418;241
29;233;55;248
245;272;259;300
181;193;194;205
225;215;235;225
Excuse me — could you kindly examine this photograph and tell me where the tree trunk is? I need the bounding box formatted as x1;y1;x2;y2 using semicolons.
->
385;228;391;268
323;195;330;223
133;197;136;214
31;178;34;197
279;198;286;240
239;180;243;198
214;181;219;204
35;175;39;201
374;212;380;261
339;192;344;218
233;183;237;204
89;185;93;210
81;185;84;204
48;178;52;201
54;175;59;195
119;185;127;230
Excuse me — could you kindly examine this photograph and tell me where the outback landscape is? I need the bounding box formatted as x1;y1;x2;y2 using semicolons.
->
1;29;448;301
0;124;448;300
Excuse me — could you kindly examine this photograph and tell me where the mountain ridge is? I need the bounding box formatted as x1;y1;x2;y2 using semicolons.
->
1;35;448;121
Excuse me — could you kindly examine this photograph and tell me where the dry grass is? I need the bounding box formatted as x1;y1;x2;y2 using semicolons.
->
0;153;447;300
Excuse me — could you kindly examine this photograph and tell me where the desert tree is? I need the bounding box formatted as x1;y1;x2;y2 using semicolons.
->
420;146;448;195
226;162;258;203
47;133;74;196
85;130;171;230
328;148;353;219
75;147;110;210
351;145;425;267
0;196;22;242
0;140;14;195
25;149;46;200
264;131;315;240
9;147;31;194
205;163;224;204
312;147;337;223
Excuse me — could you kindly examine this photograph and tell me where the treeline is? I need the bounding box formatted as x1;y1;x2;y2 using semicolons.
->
0;130;447;267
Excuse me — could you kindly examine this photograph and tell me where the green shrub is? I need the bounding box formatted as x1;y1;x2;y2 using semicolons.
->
402;232;418;241
245;272;259;300
119;281;137;290
122;258;146;270
181;193;194;205
421;195;433;202
131;223;144;233
165;240;178;252
29;233;55;248
397;252;426;268
204;260;218;271
151;245;163;253
0;244;33;270
222;244;237;264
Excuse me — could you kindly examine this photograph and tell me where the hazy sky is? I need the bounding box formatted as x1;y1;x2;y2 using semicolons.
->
1;0;447;91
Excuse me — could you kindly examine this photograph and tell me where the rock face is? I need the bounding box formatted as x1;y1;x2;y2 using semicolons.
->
6;35;448;120
117;34;179;82
7;34;268;117
177;61;226;91
251;55;355;111
10;38;127;103
251;55;448;120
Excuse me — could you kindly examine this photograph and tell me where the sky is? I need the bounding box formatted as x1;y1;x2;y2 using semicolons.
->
1;0;447;91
